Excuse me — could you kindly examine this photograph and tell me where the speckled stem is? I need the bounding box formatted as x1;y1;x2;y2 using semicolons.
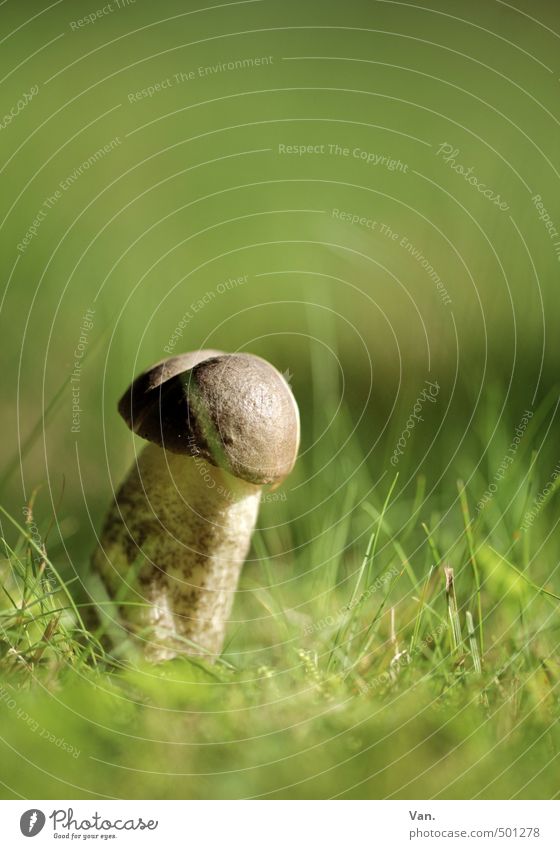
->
92;443;261;661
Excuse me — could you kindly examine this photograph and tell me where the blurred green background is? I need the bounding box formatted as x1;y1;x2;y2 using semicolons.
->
1;0;559;538
1;0;560;800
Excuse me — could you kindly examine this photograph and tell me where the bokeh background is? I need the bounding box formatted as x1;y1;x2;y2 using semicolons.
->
1;0;560;800
2;0;559;538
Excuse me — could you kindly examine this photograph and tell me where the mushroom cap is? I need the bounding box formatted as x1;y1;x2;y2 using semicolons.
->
118;351;300;485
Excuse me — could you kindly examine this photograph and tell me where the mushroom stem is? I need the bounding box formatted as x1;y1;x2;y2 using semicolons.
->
93;443;261;661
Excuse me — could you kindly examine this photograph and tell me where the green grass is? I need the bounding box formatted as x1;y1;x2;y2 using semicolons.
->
1;391;559;800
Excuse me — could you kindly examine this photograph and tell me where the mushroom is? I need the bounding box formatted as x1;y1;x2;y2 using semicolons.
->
92;350;299;662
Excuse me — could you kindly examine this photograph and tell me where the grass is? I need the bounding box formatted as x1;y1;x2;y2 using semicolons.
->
1;387;560;800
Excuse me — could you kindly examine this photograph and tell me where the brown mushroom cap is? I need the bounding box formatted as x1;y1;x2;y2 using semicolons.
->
118;351;300;485
119;349;223;432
